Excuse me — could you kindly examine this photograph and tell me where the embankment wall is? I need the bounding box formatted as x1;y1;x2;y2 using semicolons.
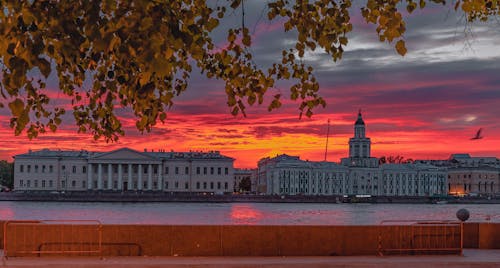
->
1;222;499;256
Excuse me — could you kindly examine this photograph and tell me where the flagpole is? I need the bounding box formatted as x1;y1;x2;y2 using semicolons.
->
324;119;330;161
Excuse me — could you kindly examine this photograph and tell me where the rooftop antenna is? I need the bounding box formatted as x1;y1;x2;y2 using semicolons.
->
324;119;330;161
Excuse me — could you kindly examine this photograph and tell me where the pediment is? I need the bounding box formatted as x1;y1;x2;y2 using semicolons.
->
91;148;156;160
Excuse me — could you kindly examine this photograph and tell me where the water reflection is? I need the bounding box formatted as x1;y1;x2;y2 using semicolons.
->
0;201;498;225
0;206;14;218
229;204;263;224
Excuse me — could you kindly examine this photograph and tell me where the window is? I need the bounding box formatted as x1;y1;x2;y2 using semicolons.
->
20;165;24;172
210;182;214;189
210;167;214;175
203;182;207;189
154;166;158;174
175;167;179;174
72;180;76;188
185;182;189;189
224;182;228;190
35;165;38;173
114;181;118;189
133;165;138;174
61;165;65;171
175;181;179;188
165;167;169;174
27;180;31;187
49;165;53;173
34;180;38;188
82;181;86;188
124;165;128;173
42;165;46;173
114;165;118;173
217;182;221;189
185;167;189;175
19;180;23;187
104;181;108;189
203;167;207;175
143;181;147;188
217;167;221;175
82;166;87;173
197;167;200;174
61;180;66;188
27;165;31;173
153;182;157;189
42;180;46;188
143;166;147;174
196;182;200;189
165;181;169;189
49;180;53;188
225;167;228;175
72;166;76;173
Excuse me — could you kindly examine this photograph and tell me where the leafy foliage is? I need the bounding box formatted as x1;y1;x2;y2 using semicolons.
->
379;155;414;164
238;176;252;192
0;160;14;188
0;0;497;140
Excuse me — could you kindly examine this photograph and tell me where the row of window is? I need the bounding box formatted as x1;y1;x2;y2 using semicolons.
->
92;181;230;190
449;174;497;179
19;163;232;177
18;179;230;191
170;166;230;176
18;179;84;189
451;182;497;192
19;165;86;174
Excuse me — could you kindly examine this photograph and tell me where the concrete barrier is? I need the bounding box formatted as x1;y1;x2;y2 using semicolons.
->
2;222;500;257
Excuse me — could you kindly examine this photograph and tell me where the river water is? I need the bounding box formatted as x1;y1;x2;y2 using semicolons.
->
0;201;498;225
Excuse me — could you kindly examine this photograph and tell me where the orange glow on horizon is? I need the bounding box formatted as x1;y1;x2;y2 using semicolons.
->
0;109;498;168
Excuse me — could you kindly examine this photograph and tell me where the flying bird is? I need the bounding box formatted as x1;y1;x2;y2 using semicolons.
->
470;128;483;140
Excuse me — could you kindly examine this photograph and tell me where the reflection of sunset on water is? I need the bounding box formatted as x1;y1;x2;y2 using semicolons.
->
230;204;263;224
0;206;14;219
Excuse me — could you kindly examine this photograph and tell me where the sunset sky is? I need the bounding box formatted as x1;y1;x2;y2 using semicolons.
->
0;2;499;168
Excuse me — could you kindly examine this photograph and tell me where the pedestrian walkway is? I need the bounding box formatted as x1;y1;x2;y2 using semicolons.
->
2;249;500;267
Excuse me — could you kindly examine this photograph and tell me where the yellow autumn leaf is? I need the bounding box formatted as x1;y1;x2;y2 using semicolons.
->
8;98;24;117
395;40;407;56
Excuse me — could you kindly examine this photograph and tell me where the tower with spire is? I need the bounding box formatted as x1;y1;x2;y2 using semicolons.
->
341;110;379;167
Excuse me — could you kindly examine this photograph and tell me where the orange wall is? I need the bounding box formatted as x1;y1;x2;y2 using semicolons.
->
1;222;499;257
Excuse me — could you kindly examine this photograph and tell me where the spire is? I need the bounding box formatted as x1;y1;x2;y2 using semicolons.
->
355;109;365;125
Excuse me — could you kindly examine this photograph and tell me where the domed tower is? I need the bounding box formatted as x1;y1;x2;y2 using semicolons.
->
349;110;371;158
341;110;378;167
354;110;366;139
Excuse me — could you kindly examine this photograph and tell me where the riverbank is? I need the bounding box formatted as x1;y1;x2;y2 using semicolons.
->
1;192;499;204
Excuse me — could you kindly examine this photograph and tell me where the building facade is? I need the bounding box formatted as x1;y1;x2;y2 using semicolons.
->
14;148;234;193
447;167;499;196
258;112;448;197
416;154;500;196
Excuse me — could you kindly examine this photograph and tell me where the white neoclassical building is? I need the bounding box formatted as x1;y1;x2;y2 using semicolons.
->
14;148;234;193
258;112;448;197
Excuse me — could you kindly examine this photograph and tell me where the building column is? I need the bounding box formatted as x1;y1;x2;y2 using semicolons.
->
107;164;112;190
98;163;103;190
87;164;92;190
138;164;143;191
157;164;163;191
127;164;132;190
147;164;153;191
118;164;123;191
